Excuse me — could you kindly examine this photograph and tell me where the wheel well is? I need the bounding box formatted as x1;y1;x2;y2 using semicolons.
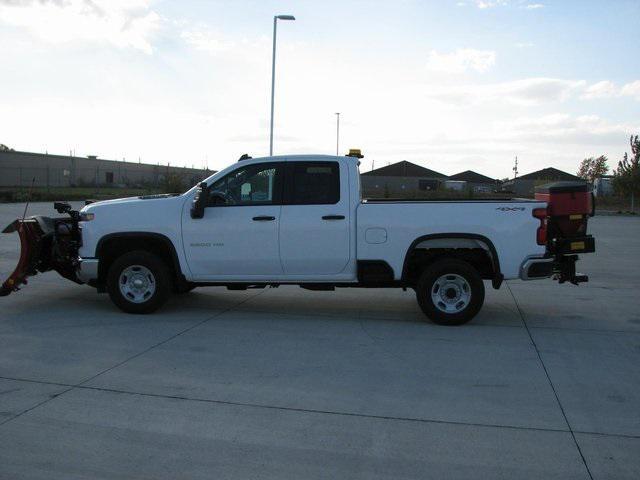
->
405;248;494;285
402;235;500;287
96;233;182;288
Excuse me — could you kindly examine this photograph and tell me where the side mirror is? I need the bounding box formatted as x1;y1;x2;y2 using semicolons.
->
190;182;208;219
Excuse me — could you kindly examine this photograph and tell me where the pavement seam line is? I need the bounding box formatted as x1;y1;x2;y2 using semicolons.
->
75;289;267;388
506;281;595;480
0;386;74;427
0;374;570;435
0;290;265;427
5;373;640;440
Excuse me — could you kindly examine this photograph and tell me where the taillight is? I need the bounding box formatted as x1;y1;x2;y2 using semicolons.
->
532;207;548;245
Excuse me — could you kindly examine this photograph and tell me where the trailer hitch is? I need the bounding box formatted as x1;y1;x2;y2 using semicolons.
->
554;255;589;285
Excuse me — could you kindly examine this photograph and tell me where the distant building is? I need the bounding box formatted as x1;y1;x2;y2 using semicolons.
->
361;161;447;197
443;180;467;191
0;150;215;189
501;167;584;196
593;175;614;197
448;170;498;193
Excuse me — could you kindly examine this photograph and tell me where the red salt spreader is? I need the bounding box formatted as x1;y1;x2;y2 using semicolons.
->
534;181;596;284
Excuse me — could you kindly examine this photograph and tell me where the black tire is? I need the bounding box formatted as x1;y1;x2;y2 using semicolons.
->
415;258;485;326
106;250;172;314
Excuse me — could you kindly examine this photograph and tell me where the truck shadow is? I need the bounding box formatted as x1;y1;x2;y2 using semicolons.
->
1;282;525;332
165;285;523;328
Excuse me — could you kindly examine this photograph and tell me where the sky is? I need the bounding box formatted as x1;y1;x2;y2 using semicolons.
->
1;0;638;178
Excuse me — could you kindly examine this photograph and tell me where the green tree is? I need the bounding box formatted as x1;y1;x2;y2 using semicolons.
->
577;155;609;183
0;144;14;151
613;135;640;212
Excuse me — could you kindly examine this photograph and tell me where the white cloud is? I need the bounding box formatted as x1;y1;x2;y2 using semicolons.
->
0;0;160;53
181;27;236;54
621;80;640;101
473;0;508;8
427;77;640;105
426;78;586;106
582;80;617;99
426;48;496;74
497;113;638;145
462;1;544;9
580;80;640;101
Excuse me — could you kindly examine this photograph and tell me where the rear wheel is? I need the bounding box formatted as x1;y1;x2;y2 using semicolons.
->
416;258;485;326
107;251;172;314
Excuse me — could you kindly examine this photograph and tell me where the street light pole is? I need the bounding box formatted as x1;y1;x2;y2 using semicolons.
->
335;112;340;156
269;14;295;156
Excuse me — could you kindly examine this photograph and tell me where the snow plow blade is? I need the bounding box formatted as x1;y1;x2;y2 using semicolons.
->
1;213;81;296
0;217;53;296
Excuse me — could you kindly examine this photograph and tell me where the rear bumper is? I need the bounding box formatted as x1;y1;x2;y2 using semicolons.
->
77;257;99;283
520;254;589;284
520;257;554;280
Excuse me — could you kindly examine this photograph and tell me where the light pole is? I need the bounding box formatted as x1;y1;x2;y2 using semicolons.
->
269;14;295;156
335;112;340;155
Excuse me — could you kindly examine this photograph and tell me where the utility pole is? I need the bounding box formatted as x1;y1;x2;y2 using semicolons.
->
513;156;519;179
335;112;340;155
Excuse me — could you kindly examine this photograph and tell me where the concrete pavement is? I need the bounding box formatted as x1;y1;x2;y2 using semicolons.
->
0;202;638;479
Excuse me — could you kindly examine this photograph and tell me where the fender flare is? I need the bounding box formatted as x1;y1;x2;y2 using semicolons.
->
401;233;503;288
95;232;183;283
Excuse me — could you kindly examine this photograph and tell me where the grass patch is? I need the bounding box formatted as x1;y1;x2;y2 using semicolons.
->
0;187;166;203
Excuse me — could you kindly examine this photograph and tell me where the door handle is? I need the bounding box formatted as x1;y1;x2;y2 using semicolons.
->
322;215;345;220
252;216;275;221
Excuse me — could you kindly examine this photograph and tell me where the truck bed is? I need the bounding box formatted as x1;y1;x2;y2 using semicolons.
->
363;198;537;203
356;199;547;280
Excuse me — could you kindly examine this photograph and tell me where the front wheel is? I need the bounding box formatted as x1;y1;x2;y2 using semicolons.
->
416;258;485;326
107;251;172;314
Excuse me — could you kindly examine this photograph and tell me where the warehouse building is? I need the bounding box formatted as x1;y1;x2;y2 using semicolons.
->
0;150;214;189
361;161;448;197
501;167;583;196
448;170;498;193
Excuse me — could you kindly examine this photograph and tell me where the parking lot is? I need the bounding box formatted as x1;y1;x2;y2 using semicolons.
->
0;202;638;479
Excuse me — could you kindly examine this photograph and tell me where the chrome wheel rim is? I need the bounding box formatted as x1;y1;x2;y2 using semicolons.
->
431;274;471;314
119;265;156;304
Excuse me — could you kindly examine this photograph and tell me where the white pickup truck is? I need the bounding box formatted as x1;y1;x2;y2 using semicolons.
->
1;151;595;325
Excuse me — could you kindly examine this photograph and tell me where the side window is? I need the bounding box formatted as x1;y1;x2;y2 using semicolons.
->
288;162;340;205
209;162;282;206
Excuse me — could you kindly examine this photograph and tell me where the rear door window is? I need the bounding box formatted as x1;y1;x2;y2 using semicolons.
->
286;162;340;205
